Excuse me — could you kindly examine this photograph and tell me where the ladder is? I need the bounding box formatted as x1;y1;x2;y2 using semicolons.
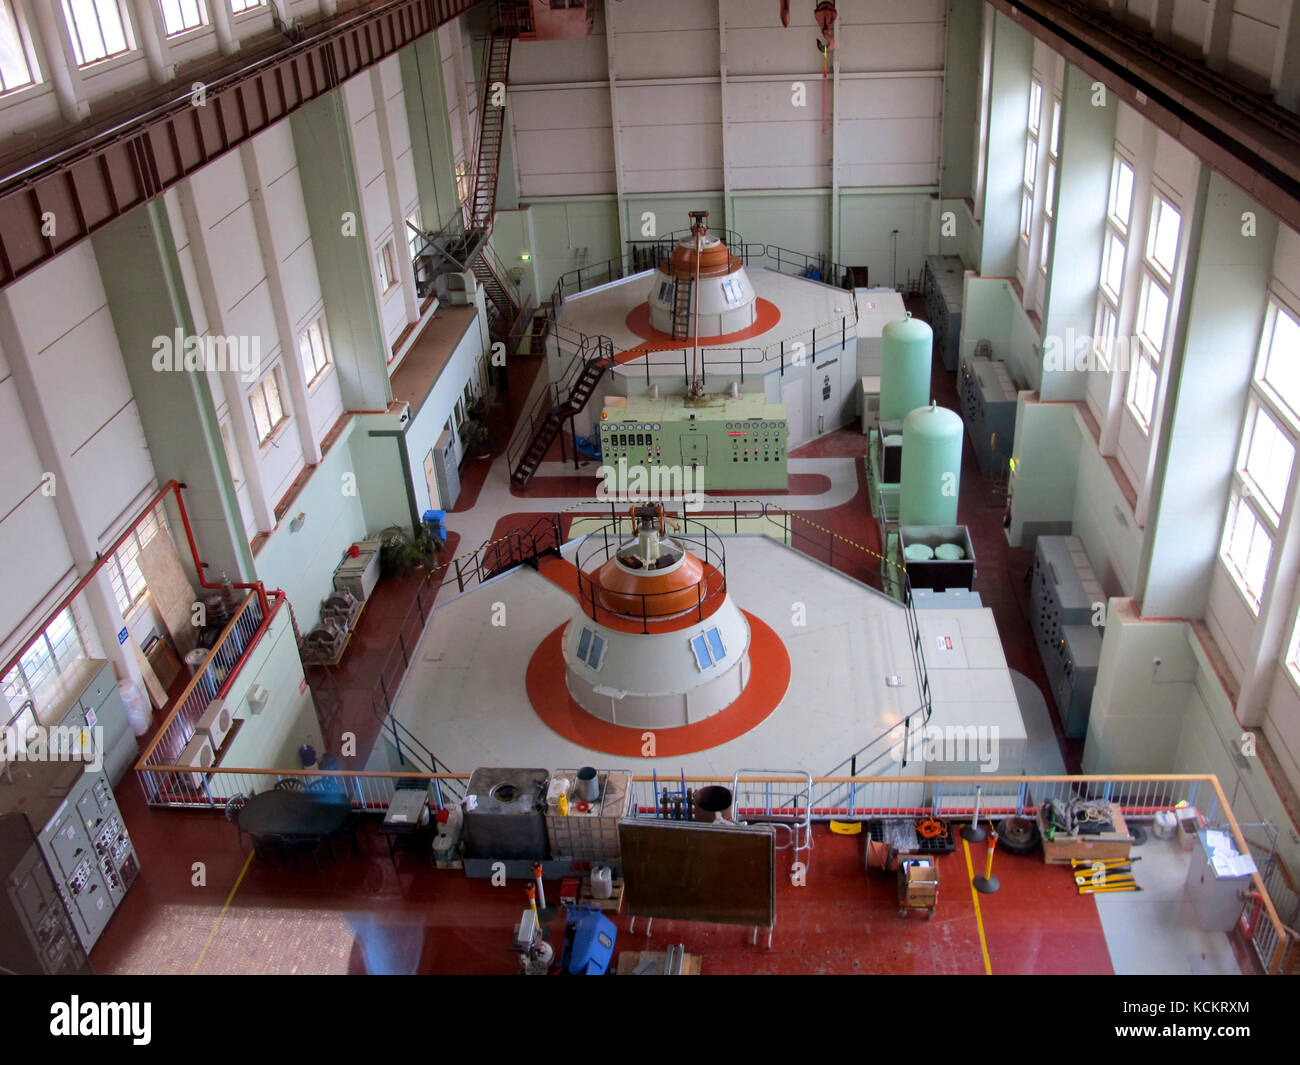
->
669;277;693;341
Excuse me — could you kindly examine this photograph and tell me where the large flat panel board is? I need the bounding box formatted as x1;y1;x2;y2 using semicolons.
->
618;819;775;928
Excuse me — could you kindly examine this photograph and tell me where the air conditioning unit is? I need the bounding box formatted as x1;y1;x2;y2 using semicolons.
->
178;734;215;790
195;699;233;749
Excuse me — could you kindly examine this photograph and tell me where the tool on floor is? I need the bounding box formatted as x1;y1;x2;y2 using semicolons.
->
973;829;1000;894
1078;883;1143;895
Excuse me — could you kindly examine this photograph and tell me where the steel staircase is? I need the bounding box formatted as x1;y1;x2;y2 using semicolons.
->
507;335;614;488
670;277;694;340
468;30;512;231
470;243;518;345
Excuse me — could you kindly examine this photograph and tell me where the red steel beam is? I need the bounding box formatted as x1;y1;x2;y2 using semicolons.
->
0;0;484;289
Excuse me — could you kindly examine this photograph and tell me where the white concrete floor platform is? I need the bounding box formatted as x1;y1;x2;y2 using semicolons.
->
1095;836;1243;975
375;536;1028;780
556;268;854;380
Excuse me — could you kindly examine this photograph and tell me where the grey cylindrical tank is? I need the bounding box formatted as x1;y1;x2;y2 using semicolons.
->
880;313;933;422
900;403;963;526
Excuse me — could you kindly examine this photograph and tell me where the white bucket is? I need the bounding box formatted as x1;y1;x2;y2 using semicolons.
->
1152;810;1177;840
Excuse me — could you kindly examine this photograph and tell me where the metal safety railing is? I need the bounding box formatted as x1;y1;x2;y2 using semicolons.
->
128;765;1293;971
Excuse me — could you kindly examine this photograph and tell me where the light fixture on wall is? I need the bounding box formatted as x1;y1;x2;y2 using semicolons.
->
520;251;532;261
290;512;306;533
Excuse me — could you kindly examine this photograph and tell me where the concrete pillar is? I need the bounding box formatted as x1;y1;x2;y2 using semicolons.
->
127;0;176;85
239;143;322;467
26;0;89;123
1137;172;1277;620
977;10;1033;279
1039;64;1117;402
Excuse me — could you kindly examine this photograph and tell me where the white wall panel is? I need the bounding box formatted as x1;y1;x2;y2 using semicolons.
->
0;493;74;651
68;406;154;542
509;36;610;84
207;206;267;313
0;378;42;515
29;310;132;457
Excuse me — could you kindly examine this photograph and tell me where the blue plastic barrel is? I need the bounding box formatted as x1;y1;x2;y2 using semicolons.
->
423;509;447;540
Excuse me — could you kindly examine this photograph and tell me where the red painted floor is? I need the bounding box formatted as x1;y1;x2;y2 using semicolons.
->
90;813;1112;974
93;294;1096;974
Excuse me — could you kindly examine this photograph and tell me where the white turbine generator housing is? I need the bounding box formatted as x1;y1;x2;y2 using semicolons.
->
647;227;758;338
561;506;752;729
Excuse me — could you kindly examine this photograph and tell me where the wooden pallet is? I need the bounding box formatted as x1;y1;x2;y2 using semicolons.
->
578;877;624;912
616;950;702;975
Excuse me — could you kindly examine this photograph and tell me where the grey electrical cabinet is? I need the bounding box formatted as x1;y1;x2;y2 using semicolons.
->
958;354;1017;475
1031;536;1106;739
0;813;92;974
923;254;964;372
0;760;139;952
1184;831;1252;932
55;660;138;788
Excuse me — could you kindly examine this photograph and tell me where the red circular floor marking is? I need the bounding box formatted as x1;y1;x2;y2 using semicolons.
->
621;298;782;354
525;610;790;757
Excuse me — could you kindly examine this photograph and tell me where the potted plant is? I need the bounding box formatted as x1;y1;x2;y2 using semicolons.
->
460;394;498;459
377;523;439;577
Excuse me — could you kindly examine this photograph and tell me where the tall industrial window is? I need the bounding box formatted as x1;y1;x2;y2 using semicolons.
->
1125;193;1181;431
1018;80;1042;244
1220;299;1300;613
1;606;91;715
107;510;169;616
219;418;243;487
61;0;132;66
298;316;332;386
1039;96;1060;277
405;208;424;260
229;0;264;12
377;240;398;294
0;2;37;93
159;0;207;36
249;367;287;444
1092;154;1134;374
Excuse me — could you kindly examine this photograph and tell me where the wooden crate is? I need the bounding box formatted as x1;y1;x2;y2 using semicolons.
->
1038;806;1133;864
578;877;624;912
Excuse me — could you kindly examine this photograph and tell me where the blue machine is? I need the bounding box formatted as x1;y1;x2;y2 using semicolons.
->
562;906;616;975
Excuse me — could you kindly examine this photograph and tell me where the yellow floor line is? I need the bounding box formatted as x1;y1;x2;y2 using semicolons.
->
962;838;994;975
191;851;254;975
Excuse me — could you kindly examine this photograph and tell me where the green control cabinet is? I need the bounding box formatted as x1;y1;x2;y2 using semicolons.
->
600;393;789;491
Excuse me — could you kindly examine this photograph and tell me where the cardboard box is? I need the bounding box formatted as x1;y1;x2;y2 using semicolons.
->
1038;805;1133;864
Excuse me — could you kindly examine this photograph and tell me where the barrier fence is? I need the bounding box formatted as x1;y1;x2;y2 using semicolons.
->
119;765;1294;972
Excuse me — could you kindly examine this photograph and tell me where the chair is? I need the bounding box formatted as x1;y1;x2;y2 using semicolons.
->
225;793;248;850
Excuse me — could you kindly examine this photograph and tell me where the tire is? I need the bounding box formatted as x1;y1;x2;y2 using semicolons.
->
997;816;1041;855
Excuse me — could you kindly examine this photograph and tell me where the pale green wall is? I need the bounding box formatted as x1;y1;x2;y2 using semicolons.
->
213;604;325;788
349;416;417;538
1007;399;1080;543
290;94;391;412
1084;603;1198;774
940;0;981;200
253;421;369;632
92;201;253;586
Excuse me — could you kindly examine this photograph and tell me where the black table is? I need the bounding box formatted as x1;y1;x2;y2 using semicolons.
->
238;790;352;869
